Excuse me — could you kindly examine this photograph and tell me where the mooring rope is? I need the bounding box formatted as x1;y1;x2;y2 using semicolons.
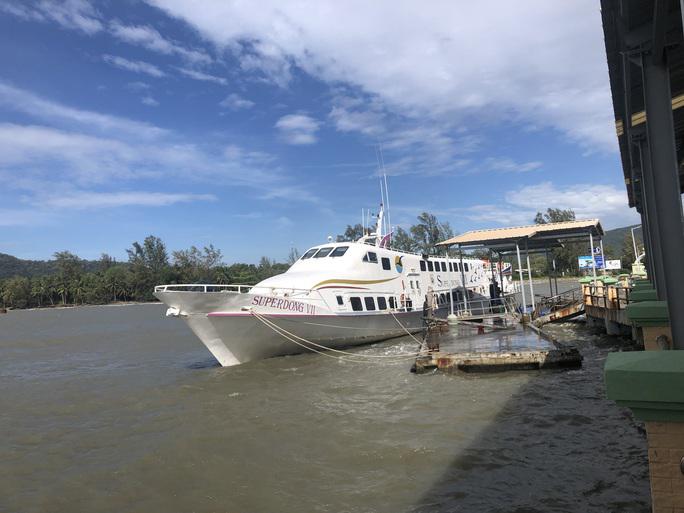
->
250;309;431;362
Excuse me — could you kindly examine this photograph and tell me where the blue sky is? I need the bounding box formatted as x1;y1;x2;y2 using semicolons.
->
0;0;638;263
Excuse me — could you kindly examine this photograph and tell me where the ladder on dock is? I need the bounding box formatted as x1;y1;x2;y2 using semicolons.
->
532;287;584;326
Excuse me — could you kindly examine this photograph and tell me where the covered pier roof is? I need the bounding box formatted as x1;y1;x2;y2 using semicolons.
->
436;219;604;254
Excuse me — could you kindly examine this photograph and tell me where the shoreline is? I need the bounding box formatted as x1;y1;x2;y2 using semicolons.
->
2;301;161;313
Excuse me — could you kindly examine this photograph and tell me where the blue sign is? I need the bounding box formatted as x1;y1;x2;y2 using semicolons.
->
578;255;604;269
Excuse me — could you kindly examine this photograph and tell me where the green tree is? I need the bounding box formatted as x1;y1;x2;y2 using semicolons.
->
53;251;83;305
126;236;169;300
534;208;576;224
391;227;418;252
2;276;31;309
336;224;364;242
410;212;454;254
99;253;116;272
287;247;301;265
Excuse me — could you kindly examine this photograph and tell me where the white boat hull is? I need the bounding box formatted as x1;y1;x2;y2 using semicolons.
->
155;290;427;366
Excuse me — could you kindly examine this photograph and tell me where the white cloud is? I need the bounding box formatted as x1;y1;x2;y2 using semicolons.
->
0;208;51;227
275;114;320;145
146;0;616;152
109;21;212;66
141;96;159;106
103;54;166;77
219;93;255;110
483;158;543;173
1;0;103;34
126;81;151;91
0;81;167;139
464;182;639;229
176;66;228;85
42;191;216;209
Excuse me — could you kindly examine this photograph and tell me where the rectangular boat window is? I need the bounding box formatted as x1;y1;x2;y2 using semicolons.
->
336;295;344;305
330;246;349;257
350;297;363;311
464;263;469;272
389;297;396;309
362;251;378;263
377;297;387;310
314;247;333;258
364;297;376;311
427;261;434;271
416;281;420;290
301;248;318;259
420;260;426;271
441;262;447;272
410;281;414;289
381;257;391;270
449;262;454;272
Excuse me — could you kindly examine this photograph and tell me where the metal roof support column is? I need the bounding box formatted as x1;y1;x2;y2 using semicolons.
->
525;238;536;311
589;231;598;285
641;52;684;348
515;242;526;314
497;251;504;293
445;249;454;317
545;248;553;297
459;245;468;312
600;239;606;276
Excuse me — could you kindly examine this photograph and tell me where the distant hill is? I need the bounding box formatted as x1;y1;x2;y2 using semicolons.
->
602;224;641;258
0;253;100;280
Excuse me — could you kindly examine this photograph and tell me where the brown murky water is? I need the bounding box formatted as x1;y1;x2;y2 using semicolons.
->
1;303;649;512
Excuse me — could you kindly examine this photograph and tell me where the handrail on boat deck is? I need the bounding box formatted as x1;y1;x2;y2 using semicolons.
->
154;284;254;293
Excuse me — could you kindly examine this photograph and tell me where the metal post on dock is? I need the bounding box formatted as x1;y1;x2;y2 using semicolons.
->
445;250;455;318
458;245;469;312
497;251;504;294
545;248;553;298
515;242;527;314
589;231;597;285
525;238;535;311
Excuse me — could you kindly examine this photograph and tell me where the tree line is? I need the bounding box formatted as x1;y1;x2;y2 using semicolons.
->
1;210;640;310
0;236;289;310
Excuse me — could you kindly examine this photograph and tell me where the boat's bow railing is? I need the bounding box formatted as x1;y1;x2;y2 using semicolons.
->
154;284;254;294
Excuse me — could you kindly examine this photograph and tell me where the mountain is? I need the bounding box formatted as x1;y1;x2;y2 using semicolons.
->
0;253;99;280
602;224;642;258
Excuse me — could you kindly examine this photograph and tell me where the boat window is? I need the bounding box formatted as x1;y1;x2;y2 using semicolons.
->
336;295;344;305
377;297;387;310
362;251;378;263
420;260;426;271
416;281;420;290
330;246;349;257
381;257;391;270
440;293;446;304
441;262;447;272
301;248;318;259
410;281;414;289
314;247;333;258
350;297;363;311
427;261;434;271
464;263;469;272
389;297;396;309
364;297;376;311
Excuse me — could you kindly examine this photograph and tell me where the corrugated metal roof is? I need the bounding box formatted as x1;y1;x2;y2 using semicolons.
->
437;219;603;247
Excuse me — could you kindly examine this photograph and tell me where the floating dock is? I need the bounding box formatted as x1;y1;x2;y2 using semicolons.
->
414;347;582;373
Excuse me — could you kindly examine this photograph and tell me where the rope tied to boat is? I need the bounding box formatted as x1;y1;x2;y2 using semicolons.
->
249;309;432;362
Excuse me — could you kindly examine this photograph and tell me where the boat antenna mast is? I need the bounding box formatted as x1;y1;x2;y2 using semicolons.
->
376;144;392;247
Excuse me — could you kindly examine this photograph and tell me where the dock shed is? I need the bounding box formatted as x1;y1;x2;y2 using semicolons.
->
437;219;604;312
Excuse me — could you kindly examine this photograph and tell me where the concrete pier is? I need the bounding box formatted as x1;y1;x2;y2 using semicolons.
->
414;347;582;373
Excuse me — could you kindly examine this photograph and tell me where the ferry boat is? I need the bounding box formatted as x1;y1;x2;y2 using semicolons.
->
154;206;513;366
